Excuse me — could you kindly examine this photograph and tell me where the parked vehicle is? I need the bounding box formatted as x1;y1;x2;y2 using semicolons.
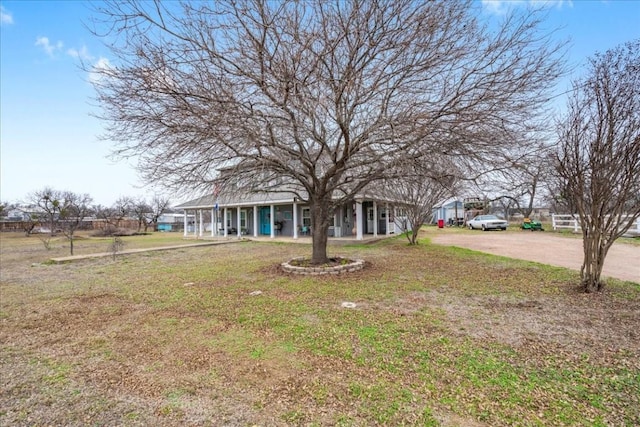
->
467;215;508;231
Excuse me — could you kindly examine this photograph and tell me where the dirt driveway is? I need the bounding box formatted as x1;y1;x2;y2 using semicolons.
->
430;231;639;283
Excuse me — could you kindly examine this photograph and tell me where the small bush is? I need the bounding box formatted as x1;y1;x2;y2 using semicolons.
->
91;227;138;237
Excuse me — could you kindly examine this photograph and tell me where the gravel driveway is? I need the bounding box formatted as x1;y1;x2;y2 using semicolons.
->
430;231;639;283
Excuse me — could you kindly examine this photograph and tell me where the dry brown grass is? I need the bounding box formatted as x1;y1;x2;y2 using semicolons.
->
1;231;639;426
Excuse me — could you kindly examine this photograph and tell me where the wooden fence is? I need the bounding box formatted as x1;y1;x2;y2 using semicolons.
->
0;219;139;233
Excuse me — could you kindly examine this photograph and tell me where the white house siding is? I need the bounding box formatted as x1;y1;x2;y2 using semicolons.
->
175;192;406;240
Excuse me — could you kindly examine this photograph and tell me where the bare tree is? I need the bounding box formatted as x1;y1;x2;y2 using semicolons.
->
90;0;564;264
112;196;134;228
388;159;459;245
0;202;9;219
59;192;94;255
487;143;554;219
131;198;152;232
93;204;117;234
144;195;171;232
31;188;64;250
92;196;134;235
545;178;575;215
130;195;170;232
555;40;640;293
2;202;37;235
16;205;39;236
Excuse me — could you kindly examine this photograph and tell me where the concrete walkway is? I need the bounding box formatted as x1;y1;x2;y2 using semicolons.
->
49;240;240;263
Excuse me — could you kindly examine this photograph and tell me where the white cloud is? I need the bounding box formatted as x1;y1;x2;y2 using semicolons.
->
89;57;114;84
532;0;573;9
482;0;572;15
35;36;64;57
482;0;513;15
1;6;13;25
67;45;93;61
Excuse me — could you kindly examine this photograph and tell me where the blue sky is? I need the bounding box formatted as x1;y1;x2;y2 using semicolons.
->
1;0;639;206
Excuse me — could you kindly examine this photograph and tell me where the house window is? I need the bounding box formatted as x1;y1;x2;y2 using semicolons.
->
302;208;311;226
226;210;232;227
380;208;387;219
240;210;247;229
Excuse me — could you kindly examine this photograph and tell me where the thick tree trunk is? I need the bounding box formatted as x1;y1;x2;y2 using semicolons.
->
311;223;329;265
581;231;610;293
409;220;419;245
310;200;331;265
409;230;418;245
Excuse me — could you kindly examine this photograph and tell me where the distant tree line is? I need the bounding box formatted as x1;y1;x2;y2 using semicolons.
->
0;189;171;255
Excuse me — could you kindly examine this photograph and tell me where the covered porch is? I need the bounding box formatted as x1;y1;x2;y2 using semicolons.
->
176;195;406;241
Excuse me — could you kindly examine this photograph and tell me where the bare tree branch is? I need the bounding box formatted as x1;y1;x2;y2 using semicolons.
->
89;0;565;263
554;39;640;292
385;158;461;245
59;192;94;255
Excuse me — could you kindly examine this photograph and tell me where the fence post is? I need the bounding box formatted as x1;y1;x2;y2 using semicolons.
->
573;216;579;233
552;214;557;231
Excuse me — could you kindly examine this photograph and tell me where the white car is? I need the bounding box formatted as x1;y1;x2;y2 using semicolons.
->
467;215;508;231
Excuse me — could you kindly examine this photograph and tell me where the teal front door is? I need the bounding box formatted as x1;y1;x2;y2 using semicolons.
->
259;207;271;235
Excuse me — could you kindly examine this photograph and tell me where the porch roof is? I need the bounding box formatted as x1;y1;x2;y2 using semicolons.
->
175;191;299;209
433;197;464;209
175;188;402;210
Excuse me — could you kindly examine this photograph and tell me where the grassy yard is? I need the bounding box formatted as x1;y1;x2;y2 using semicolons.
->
0;231;193;262
1;232;638;426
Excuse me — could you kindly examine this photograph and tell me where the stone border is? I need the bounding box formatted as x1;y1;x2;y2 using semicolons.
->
281;257;365;275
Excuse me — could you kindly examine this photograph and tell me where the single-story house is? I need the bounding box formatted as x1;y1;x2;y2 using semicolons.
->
6;206;43;221
175;190;410;240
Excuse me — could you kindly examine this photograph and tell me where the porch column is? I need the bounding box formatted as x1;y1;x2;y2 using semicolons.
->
386;203;390;236
211;208;215;237
223;208;228;237
237;206;242;238
373;201;378;237
293;202;298;239
253;206;258;237
393;206;397;233
356;200;363;240
193;210;198;237
199;209;204;237
270;204;275;238
183;209;187;237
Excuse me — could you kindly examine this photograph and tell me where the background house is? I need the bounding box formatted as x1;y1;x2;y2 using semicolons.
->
156;212;194;232
431;198;464;225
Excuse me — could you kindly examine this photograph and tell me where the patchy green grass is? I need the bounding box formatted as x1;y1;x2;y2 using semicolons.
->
618;236;640;246
1;232;638;426
0;231;192;264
